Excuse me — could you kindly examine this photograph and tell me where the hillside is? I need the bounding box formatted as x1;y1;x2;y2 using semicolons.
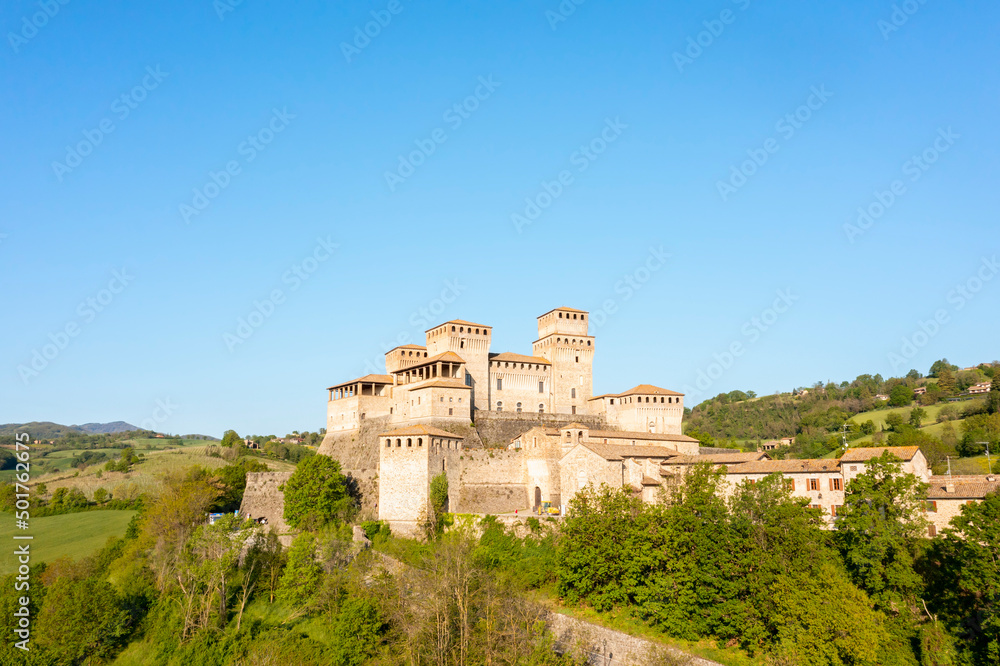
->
1;420;138;438
74;421;138;434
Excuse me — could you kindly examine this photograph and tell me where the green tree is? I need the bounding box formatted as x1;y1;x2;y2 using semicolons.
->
929;359;958;378
428;473;449;536
220;429;242;448
988;374;1000;415
278;533;322;608
937;367;957;395
214;457;269;512
93;487;109;503
331;597;386;666
281;454;352;529
836;452;928;613
886;412;906;431
889;385;914;407
36;575;132;662
910;407;928;428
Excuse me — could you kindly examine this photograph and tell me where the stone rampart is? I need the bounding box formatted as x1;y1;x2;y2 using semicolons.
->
239;472;293;533
473;411;606;448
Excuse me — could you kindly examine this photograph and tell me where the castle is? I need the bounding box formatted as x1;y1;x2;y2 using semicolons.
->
325;306;685;435
319;306;700;534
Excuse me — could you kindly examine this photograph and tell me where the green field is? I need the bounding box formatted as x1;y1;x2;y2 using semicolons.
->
0;510;136;574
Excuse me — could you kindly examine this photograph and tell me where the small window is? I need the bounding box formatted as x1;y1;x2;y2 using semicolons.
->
575;356;579;363
385;440;391;448
496;402;503;412
448;408;453;416
417;438;422;447
497;378;502;390
926;501;937;513
830;478;843;491
928;524;937;537
571;406;577;415
539;381;545;393
571;388;576;399
539;404;544;413
407;438;412;447
850;466;857;472
396;439;402;447
516;402;522;413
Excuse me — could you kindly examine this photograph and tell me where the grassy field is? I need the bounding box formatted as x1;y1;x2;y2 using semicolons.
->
0;510;135;574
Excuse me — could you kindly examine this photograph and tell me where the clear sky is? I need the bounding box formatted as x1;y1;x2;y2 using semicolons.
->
2;0;998;436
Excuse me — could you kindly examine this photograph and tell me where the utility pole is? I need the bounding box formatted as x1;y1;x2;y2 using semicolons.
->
947;456;952;478
978;442;992;473
841;422;849;452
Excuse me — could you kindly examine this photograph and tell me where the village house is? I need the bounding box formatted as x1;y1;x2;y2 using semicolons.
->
968;382;992;395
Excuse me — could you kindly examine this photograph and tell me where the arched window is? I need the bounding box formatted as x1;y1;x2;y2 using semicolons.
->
539;404;545;413
571;388;576;399
417;438;423;447
385;439;391;447
396;439;402;447
496;402;503;412
516;402;522;412
406;438;412;447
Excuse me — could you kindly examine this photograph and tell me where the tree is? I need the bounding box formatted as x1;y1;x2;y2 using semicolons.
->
93;487;109;504
937;367;957;395
910;407;927;428
428;473;449;536
889;385;914;407
886;412;906;431
278;533;322;609
36;574;132;662
281;454;352;529
221;429;242;448
836;452;928;613
929;359;958;378
923;492;1000;665
907;369;923;381
988;374;1000;415
214;457;269;512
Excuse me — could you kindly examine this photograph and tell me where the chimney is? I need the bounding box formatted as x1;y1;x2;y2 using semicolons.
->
945;482;955;493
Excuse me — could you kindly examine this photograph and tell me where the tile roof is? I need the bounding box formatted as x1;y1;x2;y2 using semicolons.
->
640;475;662;486
575;442;684;461
490;352;551;365
926;475;1000;499
408;378;471;390
327;374;395;390
587;430;699;444
590;385;684;398
387;344;427;352
380;425;463;439
661;452;771;465
840;446;920;462
427;319;492;331
539;306;589;317
726;459;841;475
392;351;467;372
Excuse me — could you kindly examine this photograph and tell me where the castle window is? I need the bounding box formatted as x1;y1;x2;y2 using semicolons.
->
417;438;422;446
539;381;544;393
559;312;563;318
539;404;544;413
571;406;577;414
407;438;412;447
581;314;585;320
646;397;649;403
571;388;576;399
516;402;522;412
497;378;502;390
449;408;453;415
440;397;444;402
396;439;402;447
452;326;456;332
496;402;503;411
460;340;464;349
460;327;464;332
587;340;591;346
449;397;453;402
386;440;390;447
573;314;577;319
575;356;579;363
475;328;479;334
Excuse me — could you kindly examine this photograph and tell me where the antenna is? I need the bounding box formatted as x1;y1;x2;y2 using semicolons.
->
947;456;952;478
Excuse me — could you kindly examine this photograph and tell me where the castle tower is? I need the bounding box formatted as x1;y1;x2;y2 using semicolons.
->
532;307;594;415
425;320;492;412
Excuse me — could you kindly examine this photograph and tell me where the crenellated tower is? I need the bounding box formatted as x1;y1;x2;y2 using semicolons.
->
532;307;594;415
425;320;492;411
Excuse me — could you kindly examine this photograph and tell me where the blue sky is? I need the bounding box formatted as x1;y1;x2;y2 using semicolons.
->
2;0;998;436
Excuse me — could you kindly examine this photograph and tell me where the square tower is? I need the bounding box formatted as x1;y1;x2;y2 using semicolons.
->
532;307;594;415
425;320;492;412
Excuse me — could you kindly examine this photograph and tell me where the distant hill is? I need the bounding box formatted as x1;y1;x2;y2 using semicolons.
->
74;421;138;434
0;421;86;439
0;421;137;439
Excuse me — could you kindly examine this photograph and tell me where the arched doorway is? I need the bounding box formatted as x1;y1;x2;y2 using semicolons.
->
534;486;541;512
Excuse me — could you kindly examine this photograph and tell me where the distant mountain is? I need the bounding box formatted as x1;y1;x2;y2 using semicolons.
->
0;421;138;438
74;421;138;434
0;421;86;438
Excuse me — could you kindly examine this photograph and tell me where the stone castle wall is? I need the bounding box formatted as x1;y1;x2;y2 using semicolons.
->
473;411;606;448
239;472;293;533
